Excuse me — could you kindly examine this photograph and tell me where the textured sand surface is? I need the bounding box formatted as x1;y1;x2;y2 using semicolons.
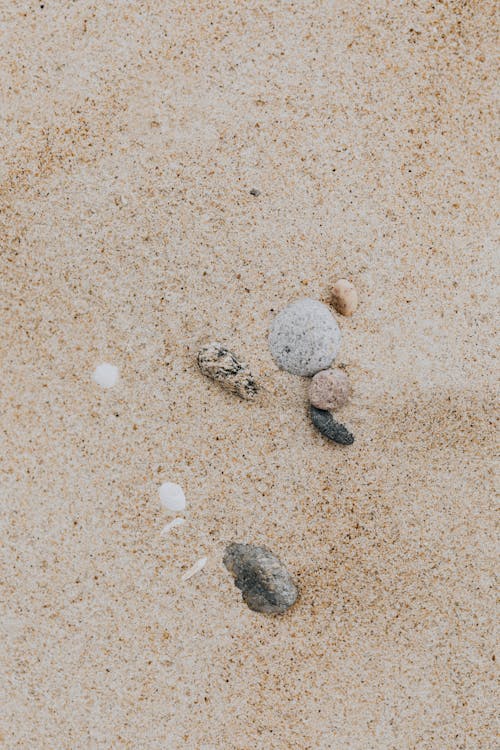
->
0;2;497;748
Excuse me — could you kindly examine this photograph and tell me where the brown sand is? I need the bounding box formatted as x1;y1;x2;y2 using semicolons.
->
0;2;497;748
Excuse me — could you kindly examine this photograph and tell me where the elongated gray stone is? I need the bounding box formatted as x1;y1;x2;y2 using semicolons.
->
310;405;354;445
197;342;259;400
268;298;341;376
223;543;298;614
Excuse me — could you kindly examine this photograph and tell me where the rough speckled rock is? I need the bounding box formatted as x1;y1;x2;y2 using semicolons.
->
310;405;354;445
309;368;351;411
331;279;358;316
197;342;258;400
268;298;341;376
223;543;298;614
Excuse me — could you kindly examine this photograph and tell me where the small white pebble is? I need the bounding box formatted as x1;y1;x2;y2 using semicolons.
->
160;517;186;536
181;557;208;581
93;363;119;388
159;482;186;512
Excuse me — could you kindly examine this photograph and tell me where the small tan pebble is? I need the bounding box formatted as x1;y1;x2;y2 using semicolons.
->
310;406;354;445
308;368;350;411
331;279;358;316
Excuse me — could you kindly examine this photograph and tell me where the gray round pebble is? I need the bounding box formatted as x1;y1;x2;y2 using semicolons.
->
223;542;298;614
268;298;341;376
310;405;354;445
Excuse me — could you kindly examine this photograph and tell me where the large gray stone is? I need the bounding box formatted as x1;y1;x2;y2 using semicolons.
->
268;298;341;376
223;543;298;614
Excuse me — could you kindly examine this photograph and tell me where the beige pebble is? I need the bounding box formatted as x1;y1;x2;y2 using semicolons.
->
331;279;358;316
308;368;350;411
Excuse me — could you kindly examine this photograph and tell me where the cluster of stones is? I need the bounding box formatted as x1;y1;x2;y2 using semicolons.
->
268;280;357;446
196;280;358;614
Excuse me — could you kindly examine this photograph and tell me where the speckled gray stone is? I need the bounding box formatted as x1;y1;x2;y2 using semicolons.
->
197;342;259;400
223;543;298;614
310;405;354;445
268;298;341;376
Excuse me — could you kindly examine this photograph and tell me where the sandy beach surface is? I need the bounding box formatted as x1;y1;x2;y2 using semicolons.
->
0;2;497;748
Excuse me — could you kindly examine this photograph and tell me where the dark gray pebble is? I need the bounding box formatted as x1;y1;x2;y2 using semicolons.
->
197;342;259;400
249;188;261;196
223;542;298;614
310;405;354;445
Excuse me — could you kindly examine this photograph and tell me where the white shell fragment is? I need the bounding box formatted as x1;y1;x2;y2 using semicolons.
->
181;557;208;581
159;482;186;512
93;363;119;388
160;517;186;536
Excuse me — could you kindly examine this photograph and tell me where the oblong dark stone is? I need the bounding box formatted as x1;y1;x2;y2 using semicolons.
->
310;405;354;445
223;543;298;615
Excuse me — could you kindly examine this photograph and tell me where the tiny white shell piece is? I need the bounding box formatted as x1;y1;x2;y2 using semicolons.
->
331;279;358;316
159;482;186;512
181;557;208;581
93;363;119;388
160;517;186;536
